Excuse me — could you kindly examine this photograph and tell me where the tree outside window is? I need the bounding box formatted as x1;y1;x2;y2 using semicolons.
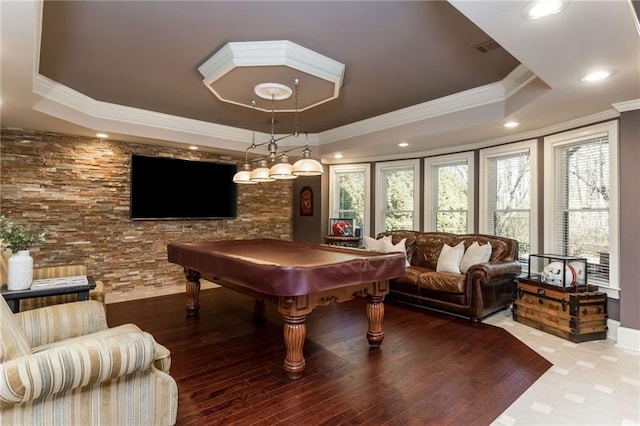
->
434;162;468;233
490;152;531;259
329;164;370;237
549;133;613;285
337;171;365;233
424;153;474;233
383;168;414;230
375;160;420;234
480;140;538;265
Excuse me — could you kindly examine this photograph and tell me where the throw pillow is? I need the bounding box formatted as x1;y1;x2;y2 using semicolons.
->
381;237;410;266
435;242;465;274
460;241;492;273
363;235;391;252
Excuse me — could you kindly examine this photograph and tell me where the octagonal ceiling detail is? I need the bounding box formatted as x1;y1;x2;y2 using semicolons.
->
198;40;346;113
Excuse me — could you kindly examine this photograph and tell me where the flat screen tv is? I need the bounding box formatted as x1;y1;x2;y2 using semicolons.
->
130;154;237;220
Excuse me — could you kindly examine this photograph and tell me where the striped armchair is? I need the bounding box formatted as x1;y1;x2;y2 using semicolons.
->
0;295;177;425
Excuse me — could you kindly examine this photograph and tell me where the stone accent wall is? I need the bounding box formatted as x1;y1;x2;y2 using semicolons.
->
0;128;293;292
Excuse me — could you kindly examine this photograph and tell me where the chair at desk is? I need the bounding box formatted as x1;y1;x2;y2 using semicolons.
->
0;251;105;311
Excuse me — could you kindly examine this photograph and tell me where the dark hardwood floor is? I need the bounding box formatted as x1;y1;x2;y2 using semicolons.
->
106;288;551;426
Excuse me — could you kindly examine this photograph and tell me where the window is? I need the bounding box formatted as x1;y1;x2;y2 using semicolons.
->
424;152;474;233
479;140;538;262
329;164;371;237
375;159;420;235
544;121;619;294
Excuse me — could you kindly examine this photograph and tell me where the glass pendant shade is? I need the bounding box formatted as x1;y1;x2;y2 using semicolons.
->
292;149;324;176
269;156;298;180
233;164;258;184
249;160;276;182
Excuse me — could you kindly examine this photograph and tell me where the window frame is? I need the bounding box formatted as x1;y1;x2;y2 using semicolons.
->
374;159;420;235
424;152;475;233
479;139;539;261
544;120;619;298
328;163;371;238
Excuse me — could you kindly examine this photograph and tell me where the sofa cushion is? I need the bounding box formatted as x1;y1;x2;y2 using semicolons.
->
394;266;425;286
436;242;465;273
460;242;492;273
363;235;391;251
417;271;466;294
458;236;510;262
377;231;418;265
381;237;410;266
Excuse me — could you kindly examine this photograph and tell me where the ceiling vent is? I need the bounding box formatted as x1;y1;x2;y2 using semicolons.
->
474;39;501;53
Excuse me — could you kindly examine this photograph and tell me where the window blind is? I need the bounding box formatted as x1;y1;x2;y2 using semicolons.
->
552;135;610;283
485;150;531;260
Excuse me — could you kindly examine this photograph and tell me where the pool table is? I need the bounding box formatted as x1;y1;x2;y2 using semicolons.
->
167;239;406;379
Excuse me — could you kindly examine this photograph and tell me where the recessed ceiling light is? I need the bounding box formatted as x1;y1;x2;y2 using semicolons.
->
523;0;568;20
398;142;409;147
504;121;520;128
188;146;199;150
580;70;612;82
96;133;109;139
334;153;343;159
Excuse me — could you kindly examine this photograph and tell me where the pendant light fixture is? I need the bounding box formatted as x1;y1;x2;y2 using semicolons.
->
232;79;324;184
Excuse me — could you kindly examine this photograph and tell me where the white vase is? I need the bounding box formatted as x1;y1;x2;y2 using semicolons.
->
7;250;33;291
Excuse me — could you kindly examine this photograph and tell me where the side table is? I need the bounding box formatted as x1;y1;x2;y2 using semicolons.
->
1;276;97;313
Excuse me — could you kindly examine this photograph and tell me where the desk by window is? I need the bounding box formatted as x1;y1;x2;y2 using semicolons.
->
1;276;96;313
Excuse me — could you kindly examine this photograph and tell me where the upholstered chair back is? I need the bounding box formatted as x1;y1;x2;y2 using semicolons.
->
0;250;9;287
0;296;31;362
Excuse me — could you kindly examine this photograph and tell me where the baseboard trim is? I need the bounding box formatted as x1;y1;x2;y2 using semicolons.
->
607;318;619;341
616;324;640;352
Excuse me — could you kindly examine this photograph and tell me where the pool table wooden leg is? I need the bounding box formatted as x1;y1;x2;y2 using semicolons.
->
282;314;307;380
366;294;385;347
184;268;201;315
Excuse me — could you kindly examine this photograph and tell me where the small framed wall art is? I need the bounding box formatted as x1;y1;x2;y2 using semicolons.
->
300;186;313;216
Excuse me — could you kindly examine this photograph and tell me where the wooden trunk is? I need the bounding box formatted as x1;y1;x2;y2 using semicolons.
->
512;278;607;343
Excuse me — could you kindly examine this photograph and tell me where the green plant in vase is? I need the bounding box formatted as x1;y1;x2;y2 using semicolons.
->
0;216;46;290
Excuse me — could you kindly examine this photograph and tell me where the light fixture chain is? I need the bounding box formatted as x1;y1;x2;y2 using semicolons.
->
294;78;300;136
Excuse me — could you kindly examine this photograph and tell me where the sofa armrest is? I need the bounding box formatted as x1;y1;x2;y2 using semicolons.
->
467;260;521;284
14;300;108;348
0;328;156;407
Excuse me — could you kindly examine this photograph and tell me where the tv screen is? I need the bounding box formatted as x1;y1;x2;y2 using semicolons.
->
130;154;237;220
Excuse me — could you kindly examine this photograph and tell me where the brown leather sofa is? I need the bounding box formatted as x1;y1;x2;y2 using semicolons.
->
376;231;521;322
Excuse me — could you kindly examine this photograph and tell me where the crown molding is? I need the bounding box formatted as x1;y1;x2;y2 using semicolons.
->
31;74;324;151
502;64;537;97
32;74;255;143
319;81;506;144
323;109;621;165
612;99;640;112
318;64;535;145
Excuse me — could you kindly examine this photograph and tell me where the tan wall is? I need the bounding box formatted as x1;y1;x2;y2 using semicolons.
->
0;129;293;293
